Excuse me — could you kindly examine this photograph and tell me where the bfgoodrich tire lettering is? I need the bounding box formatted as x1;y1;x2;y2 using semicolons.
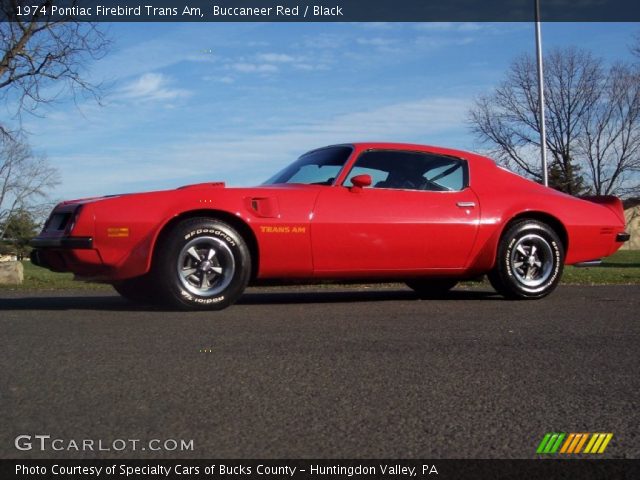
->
489;220;564;299
153;218;251;310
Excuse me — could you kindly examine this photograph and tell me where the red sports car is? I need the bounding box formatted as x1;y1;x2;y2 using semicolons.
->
31;143;629;310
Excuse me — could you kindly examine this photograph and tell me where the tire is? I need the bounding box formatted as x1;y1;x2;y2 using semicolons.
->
112;274;157;304
152;218;251;310
406;279;458;299
489;220;564;299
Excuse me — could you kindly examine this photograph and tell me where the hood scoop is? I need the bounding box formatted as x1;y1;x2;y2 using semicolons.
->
177;182;226;190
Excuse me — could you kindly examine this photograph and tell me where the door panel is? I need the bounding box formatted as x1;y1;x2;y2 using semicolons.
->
311;187;479;274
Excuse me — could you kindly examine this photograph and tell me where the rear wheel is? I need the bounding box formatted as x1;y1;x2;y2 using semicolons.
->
152;218;251;310
489;219;564;299
406;279;458;298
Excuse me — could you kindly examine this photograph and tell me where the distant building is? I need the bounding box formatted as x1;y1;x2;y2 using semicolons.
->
622;198;640;250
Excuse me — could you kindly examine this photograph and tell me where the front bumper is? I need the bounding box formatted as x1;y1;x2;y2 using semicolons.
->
29;236;99;274
30;236;93;249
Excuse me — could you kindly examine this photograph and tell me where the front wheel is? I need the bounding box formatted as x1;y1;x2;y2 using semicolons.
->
152;218;251;310
488;220;564;299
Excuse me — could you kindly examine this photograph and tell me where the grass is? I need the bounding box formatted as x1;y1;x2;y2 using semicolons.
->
1;250;639;291
1;260;110;291
561;250;640;285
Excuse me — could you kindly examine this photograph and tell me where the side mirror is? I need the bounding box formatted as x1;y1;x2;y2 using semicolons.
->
350;174;372;191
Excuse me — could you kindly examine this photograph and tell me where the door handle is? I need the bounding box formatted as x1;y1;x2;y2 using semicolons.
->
457;201;476;208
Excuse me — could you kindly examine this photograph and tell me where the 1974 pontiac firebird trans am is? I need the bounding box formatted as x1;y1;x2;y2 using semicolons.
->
31;143;630;310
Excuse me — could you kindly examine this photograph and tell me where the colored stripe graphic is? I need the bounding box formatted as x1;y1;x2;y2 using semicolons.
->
584;434;599;454
549;433;565;453
584;433;614;454
565;433;586;454
537;433;565;454
573;433;589;453
538;433;613;454
543;434;559;454
560;433;575;453
597;434;613;453
536;433;552;454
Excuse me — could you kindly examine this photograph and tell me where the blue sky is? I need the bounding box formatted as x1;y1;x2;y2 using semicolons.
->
18;22;640;199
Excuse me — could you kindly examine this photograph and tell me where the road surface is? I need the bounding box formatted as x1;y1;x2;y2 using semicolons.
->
1;285;638;458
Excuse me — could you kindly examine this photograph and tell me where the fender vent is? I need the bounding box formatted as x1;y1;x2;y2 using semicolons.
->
247;197;279;218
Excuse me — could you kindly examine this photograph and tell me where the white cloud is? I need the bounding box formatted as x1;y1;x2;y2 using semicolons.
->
300;33;347;50
414;22;484;33
211;76;235;84
356;38;398;47
184;52;217;63
55;152;193;198
414;36;475;50
257;53;296;63
163;96;473;186
356;22;395;30
230;63;278;73
43;95;473;197
252;53;331;72
413;22;527;36
119;73;190;102
293;63;329;71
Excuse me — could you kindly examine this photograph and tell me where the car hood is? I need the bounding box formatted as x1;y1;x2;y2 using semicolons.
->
55;182;328;208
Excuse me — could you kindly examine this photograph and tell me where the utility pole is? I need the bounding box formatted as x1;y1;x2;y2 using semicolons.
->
535;0;549;186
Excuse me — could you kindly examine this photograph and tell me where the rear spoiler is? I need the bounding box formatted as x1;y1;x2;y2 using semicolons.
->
580;195;625;223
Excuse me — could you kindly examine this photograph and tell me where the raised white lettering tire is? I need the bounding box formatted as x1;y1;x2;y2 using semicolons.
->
153;218;251;310
488;219;564;299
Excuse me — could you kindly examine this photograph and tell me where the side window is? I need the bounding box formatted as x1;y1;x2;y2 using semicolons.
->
288;164;342;185
344;150;468;191
423;161;466;191
344;166;388;186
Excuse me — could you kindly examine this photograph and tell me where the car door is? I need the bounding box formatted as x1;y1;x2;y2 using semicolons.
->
310;149;480;275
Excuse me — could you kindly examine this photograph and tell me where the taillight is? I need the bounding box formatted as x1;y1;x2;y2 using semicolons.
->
64;205;83;234
43;205;83;234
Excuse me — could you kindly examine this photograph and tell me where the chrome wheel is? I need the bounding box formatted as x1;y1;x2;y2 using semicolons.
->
489;219;564;300
177;236;235;297
509;233;554;289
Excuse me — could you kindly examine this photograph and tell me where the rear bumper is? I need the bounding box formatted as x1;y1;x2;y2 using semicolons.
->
616;232;631;242
573;259;602;268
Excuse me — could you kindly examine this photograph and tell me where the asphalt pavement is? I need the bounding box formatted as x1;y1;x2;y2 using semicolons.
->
0;284;638;459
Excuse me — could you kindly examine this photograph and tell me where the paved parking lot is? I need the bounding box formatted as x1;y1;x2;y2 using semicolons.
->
1;285;638;458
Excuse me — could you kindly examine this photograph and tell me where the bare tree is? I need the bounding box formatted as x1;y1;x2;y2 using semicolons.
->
632;32;640;60
579;64;640;196
469;46;640;196
0;1;108;230
0;135;59;238
0;0;109;137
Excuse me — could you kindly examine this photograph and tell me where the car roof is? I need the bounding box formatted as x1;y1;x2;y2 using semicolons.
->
318;142;495;166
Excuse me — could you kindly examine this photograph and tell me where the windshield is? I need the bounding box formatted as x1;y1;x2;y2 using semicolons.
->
263;145;353;185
